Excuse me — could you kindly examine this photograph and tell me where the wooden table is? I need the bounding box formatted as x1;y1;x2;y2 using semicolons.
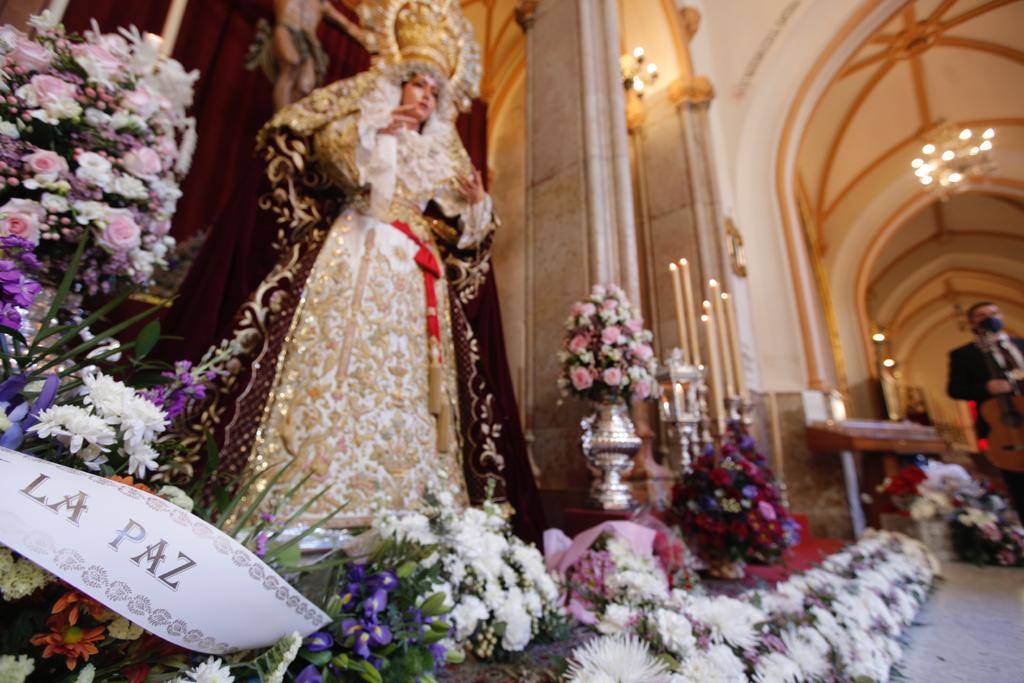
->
806;420;951;535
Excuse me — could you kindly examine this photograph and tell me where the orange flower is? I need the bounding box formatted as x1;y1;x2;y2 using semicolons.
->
52;588;110;625
30;614;106;670
107;475;153;493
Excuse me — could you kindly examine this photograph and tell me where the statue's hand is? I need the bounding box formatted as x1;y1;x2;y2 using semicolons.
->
378;105;419;135
456;169;486;204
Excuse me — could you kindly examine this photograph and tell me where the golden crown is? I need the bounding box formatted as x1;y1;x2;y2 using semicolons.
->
358;0;481;113
394;1;459;78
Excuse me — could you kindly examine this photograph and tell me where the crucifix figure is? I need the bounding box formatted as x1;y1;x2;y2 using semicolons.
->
247;0;368;110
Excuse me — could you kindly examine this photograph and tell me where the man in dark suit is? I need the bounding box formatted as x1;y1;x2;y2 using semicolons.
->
947;301;1024;520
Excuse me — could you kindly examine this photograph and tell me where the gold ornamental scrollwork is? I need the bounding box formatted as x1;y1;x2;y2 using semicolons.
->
725;217;748;278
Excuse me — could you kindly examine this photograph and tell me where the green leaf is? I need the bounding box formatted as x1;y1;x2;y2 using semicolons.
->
422;628;447;644
134;319;161;359
272;541;301;568
299;648;333;667
445;649;465;664
331;654;350;668
395;560;418;579
420;592;447;617
0;325;27;345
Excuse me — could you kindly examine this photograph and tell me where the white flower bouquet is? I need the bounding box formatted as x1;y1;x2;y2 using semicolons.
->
373;490;566;659
0;14;198;296
557;283;657;404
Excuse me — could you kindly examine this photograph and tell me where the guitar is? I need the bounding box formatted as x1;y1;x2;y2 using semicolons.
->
979;339;1024;472
980;394;1024;472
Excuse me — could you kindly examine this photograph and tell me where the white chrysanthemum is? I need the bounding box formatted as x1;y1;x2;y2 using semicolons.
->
30;404;115;455
672;643;747;683
751;651;802;683
687;595;765;650
125;441;159;478
376;512;438;546
780;627;830;680
0;654;34;683
83;373;167;446
653;608;696;658
566;634;674;683
175;657;234;683
596;603;636;635
73;663;95;683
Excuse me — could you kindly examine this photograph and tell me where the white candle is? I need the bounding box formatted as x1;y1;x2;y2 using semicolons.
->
46;0;71;22
160;0;189;57
709;280;735;399
669;263;690;363
722;292;747;397
702;303;725;435
680;258;700;366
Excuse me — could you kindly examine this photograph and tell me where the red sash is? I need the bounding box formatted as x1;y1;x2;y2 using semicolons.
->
391;220;442;361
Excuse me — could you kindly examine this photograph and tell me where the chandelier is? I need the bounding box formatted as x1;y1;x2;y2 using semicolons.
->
620;46;658;97
912;122;995;191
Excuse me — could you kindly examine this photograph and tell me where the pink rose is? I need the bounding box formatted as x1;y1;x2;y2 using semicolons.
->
150;219;172;237
124;86;158;117
758;501;777;522
626;318;643;333
580;303;597;317
570;302;584;316
24;149;68;176
568;334;589;354
601;326;622;345
97;209;141;252
634;344;653;361
570;367;593;391
10;38;52;72
633;379;652;400
30;74;77;108
602;367;623;386
0;198;44;244
154;137;178;167
122;147;162;178
602;298;618;311
72;44;123;81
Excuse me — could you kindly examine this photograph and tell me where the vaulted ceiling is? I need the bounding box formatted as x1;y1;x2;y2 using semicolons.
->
796;0;1024;375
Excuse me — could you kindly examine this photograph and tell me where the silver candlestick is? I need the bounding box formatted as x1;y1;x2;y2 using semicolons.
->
656;350;708;474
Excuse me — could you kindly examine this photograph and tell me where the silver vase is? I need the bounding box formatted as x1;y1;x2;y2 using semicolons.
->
581;401;642;510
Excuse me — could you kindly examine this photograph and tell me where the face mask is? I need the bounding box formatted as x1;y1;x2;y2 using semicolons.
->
978;315;1004;333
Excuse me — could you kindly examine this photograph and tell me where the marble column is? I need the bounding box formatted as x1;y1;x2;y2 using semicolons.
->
523;0;640;490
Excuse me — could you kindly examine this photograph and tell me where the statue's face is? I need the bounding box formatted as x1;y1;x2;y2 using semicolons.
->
401;72;439;124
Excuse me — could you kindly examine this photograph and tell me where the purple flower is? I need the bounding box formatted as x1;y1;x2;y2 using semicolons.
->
366;622;391;646
363;588;388;619
367;570;398;592
347;563;366;583
741;485;758;499
304;631;333;652
254;532;269;557
294;665;322;683
340;619;363;639
429;642;447;667
352;630;372;658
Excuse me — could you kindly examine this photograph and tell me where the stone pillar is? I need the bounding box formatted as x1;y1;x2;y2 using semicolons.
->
523;0;640;490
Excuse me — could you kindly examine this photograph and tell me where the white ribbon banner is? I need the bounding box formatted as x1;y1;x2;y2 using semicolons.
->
0;447;330;654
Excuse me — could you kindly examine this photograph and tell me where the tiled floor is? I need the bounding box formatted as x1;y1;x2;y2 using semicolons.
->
900;562;1024;683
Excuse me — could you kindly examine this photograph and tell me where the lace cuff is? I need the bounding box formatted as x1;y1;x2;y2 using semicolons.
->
457;194;494;249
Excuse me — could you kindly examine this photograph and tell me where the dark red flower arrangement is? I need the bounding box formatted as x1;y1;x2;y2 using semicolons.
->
672;426;799;565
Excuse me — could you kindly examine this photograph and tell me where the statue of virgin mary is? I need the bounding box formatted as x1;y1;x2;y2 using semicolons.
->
194;0;515;527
